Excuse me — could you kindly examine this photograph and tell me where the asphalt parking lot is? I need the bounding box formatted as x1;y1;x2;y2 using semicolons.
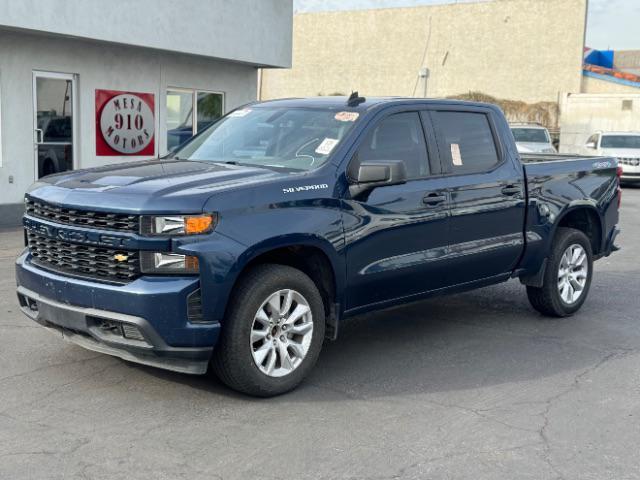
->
1;189;639;480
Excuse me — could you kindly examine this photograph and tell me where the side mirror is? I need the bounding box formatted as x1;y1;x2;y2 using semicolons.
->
348;160;407;197
585;141;597;150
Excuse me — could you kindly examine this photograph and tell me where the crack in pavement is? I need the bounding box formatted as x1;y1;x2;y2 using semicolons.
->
536;349;633;480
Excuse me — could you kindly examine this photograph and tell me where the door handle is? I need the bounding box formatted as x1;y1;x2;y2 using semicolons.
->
423;192;447;206
501;185;521;196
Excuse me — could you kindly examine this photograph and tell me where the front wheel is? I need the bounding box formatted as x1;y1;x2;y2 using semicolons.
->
211;264;325;396
527;227;593;317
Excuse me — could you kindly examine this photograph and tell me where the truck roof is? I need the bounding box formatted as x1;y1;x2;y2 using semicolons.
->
254;96;498;112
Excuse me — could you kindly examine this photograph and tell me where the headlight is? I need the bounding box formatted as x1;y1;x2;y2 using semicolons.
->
140;214;216;236
140;252;200;274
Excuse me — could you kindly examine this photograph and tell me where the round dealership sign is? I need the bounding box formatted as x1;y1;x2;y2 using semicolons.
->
99;93;155;154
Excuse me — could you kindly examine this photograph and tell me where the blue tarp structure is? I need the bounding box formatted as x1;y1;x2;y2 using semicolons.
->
584;49;614;68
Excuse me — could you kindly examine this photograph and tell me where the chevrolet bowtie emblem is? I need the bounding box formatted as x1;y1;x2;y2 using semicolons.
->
113;253;129;262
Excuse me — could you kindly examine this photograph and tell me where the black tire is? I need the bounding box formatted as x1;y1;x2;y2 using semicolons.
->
527;227;593;317
211;264;325;397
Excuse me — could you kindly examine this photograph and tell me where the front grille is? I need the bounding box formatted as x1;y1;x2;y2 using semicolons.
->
27;232;141;283
619;157;640;166
25;197;139;233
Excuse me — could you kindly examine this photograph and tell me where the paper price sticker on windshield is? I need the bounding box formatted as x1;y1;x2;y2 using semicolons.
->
451;143;463;166
316;138;339;155
335;111;360;122
229;109;252;118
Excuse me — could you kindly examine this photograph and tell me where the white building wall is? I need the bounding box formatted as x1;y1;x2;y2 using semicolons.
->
0;30;258;213
559;93;640;153
0;0;293;68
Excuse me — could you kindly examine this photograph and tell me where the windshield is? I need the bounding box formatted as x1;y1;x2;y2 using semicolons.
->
173;106;360;171
511;128;549;143
600;135;640;149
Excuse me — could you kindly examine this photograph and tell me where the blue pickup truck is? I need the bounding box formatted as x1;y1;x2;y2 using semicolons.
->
16;95;621;396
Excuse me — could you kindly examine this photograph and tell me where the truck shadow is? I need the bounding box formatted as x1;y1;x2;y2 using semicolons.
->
131;272;639;401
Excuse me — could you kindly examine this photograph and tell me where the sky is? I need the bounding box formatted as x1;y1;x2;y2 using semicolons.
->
294;0;640;51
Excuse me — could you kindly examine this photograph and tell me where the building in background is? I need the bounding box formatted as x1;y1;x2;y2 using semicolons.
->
0;0;292;225
559;93;640;153
582;48;640;94
261;0;588;104
559;48;640;152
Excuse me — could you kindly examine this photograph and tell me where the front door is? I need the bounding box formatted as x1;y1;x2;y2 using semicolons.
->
33;71;77;179
343;110;450;312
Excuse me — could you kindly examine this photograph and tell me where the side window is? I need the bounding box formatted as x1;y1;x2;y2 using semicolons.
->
433;111;500;174
356;112;429;180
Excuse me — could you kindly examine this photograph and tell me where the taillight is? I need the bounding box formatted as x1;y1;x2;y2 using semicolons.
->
617;165;623;208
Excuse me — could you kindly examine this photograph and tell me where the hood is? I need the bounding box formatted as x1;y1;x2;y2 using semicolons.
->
599;148;640;158
27;159;289;213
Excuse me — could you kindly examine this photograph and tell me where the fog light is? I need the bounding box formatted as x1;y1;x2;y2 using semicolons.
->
122;324;146;342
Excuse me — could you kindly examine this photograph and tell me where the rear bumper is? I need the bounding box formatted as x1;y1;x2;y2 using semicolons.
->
15;251;220;374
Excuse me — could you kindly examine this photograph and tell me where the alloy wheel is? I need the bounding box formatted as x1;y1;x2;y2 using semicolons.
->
557;243;589;305
250;289;314;377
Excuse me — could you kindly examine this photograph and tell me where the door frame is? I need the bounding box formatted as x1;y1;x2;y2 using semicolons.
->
32;70;79;179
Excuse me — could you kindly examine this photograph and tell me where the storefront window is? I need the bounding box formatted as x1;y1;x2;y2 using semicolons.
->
197;92;223;132
166;89;223;151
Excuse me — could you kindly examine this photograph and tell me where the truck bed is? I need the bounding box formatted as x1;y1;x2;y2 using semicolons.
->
521;153;617;196
519;153;610;164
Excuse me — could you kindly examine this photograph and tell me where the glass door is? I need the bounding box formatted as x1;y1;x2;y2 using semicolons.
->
33;71;77;178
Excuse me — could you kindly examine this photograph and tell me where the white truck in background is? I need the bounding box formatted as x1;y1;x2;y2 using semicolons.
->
583;131;640;184
510;123;557;154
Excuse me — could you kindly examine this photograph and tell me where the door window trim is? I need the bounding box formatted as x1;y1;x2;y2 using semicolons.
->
32;70;78;180
427;106;506;177
347;109;436;183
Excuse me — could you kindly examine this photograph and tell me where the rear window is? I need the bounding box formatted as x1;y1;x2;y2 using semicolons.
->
433;111;500;174
511;128;549;143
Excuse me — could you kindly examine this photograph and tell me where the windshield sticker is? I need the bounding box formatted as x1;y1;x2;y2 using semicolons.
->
315;138;339;155
229;108;252;118
334;111;360;122
451;143;463;166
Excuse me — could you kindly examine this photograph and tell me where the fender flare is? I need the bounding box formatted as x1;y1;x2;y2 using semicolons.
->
549;202;604;254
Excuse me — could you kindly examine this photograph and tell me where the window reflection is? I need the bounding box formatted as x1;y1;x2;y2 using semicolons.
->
166;89;223;152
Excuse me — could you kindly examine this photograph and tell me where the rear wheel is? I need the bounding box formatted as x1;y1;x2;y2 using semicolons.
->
527;227;593;317
212;264;325;396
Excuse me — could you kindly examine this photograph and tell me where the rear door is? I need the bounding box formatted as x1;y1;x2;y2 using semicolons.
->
428;106;526;285
342;109;450;311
